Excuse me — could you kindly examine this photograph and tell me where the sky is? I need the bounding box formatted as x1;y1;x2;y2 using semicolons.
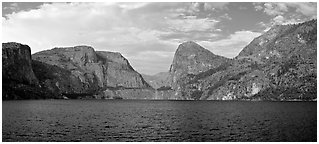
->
2;2;317;75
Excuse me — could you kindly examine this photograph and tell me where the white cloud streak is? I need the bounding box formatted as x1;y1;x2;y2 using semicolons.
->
255;2;317;18
166;17;219;32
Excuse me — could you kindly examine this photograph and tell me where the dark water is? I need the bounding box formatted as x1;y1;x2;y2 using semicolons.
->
2;100;317;142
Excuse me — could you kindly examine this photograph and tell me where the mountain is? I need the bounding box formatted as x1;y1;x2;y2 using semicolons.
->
237;20;316;64
142;72;170;89
3;43;155;100
234;19;317;100
32;46;154;99
168;19;316;101
167;41;230;100
142;72;175;99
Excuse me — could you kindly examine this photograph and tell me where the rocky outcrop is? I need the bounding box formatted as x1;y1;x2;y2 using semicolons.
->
2;42;55;99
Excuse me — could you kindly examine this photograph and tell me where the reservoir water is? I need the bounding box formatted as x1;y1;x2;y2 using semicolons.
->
2;100;317;142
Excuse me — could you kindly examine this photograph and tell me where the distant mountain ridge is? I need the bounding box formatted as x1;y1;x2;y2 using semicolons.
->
142;72;170;89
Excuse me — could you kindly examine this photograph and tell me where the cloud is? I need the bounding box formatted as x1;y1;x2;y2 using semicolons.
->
160;31;219;43
273;15;285;24
2;2;172;51
272;15;304;25
166;16;219;32
118;2;149;11
254;2;316;32
203;2;229;11
182;2;229;15
263;3;288;16
286;2;317;18
6;3;18;10
198;31;261;58
3;3;120;47
254;3;263;11
254;2;316;18
220;13;232;20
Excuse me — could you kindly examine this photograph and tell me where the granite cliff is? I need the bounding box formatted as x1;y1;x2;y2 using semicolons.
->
2;43;55;99
3;43;38;85
32;46;154;99
3;44;154;100
166;41;230;100
169;41;230;88
163;19;316;100
234;19;317;100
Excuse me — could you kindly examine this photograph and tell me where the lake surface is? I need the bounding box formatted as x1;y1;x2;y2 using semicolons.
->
2;100;317;142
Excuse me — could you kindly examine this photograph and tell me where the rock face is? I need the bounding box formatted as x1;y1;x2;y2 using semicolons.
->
31;46;153;99
169;19;316;101
96;51;150;88
233;19;317;100
169;41;229;88
2;43;54;99
3;43;154;100
167;41;230;99
3;43;38;85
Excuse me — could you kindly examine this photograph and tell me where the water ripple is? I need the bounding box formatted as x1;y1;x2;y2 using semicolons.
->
2;100;317;142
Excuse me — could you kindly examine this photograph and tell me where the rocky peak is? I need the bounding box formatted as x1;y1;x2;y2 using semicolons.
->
170;41;229;74
169;41;229;89
173;41;218;58
177;41;207;51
